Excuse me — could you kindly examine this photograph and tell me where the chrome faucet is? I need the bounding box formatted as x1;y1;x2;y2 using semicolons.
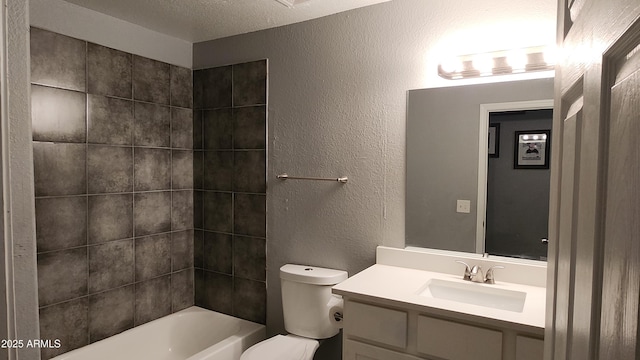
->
455;261;505;284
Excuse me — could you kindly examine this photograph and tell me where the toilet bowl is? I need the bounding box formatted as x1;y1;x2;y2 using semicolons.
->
240;334;319;360
239;264;347;360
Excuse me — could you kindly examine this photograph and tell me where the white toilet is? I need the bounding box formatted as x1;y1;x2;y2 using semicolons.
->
240;264;348;360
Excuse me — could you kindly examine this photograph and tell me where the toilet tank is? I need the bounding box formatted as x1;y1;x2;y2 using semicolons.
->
280;264;348;339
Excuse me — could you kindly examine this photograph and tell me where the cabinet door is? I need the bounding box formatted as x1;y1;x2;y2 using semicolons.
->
515;335;544;360
344;340;423;360
416;315;502;360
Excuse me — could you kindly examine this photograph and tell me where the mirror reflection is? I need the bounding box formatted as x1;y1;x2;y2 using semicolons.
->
485;109;552;260
405;78;554;260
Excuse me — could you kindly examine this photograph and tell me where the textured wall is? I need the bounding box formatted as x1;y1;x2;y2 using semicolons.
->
193;61;268;325
30;28;194;359
3;1;41;359
192;0;556;354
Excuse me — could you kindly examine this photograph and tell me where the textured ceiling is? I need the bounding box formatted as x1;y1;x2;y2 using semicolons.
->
62;0;391;43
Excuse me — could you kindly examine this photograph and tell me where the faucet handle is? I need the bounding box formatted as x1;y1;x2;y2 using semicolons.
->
484;266;505;284
455;260;472;281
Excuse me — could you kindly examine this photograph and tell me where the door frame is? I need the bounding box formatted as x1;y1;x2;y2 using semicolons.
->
476;99;554;253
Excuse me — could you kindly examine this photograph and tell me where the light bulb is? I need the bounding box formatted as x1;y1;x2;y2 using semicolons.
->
473;54;494;75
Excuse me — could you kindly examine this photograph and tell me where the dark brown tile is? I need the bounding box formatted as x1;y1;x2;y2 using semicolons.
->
134;102;171;147
135;275;171;325
30;27;86;92
134;148;171;191
39;298;88;359
171;269;194;312
233;106;266;150
172;191;194;231
172;150;194;190
233;236;266;281
201;66;232;109
171;230;194;271
193;110;203;150
232;60;267;107
193;70;203;109
134;192;171;237
87;43;132;98
133;56;170;105
87;145;133;194
88;194;133;244
37;248;88;307
135;233;171;281
203;231;232;274
194;230;204;268
195;270;232;315
194;191;203;230
233;151;265;193
193;151;204;189
170;65;193;109
203;192;232;233
194;269;204;305
33;142;86;197
36;196;87;253
204;151;233;191
171;107;193;149
234;193;266;237
31;85;86;143
88;239;134;293
88;95;134;145
89;285;134;342
203;109;232;149
233;278;266;324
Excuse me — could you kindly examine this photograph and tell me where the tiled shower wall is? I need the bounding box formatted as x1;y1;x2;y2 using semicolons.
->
30;28;194;359
193;61;267;324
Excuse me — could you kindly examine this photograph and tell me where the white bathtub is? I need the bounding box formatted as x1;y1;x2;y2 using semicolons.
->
52;306;266;360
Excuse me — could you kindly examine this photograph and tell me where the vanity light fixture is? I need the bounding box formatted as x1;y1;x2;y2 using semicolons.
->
438;46;555;80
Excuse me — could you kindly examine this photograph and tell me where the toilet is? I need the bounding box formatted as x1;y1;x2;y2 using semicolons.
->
240;264;348;360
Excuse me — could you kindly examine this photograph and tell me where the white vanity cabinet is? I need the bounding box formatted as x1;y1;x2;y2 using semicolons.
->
342;298;544;360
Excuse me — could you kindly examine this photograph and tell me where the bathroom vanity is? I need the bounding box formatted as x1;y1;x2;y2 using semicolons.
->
333;247;546;360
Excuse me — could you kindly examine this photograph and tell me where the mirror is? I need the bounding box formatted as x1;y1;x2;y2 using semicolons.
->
405;78;554;260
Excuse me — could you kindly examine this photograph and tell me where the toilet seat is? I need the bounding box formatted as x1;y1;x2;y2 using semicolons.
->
240;334;320;360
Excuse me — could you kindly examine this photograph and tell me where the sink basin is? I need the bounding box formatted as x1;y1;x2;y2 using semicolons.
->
418;278;527;312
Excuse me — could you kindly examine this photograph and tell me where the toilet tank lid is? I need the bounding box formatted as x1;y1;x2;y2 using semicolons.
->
280;264;348;285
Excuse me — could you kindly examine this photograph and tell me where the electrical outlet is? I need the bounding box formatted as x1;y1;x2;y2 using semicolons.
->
456;200;471;213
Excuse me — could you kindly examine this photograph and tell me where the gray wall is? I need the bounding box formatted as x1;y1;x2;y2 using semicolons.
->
31;28;194;359
193;61;267;325
485;110;552;260
406;79;554;252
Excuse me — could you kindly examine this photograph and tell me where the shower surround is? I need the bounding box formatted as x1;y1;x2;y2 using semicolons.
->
30;27;267;359
30;27;195;359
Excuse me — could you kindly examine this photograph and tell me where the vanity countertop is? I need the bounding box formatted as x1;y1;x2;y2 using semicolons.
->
333;264;546;334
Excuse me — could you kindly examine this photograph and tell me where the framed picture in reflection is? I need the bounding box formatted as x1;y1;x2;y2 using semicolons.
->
514;130;550;169
488;124;500;158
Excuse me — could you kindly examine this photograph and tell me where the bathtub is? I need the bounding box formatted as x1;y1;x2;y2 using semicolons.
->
52;306;266;360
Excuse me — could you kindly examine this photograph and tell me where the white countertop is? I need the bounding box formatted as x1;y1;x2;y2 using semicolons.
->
333;264;546;335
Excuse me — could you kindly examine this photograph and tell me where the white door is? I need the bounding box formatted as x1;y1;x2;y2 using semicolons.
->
546;1;640;359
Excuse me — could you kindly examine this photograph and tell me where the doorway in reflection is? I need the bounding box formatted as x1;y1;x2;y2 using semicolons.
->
485;109;552;260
